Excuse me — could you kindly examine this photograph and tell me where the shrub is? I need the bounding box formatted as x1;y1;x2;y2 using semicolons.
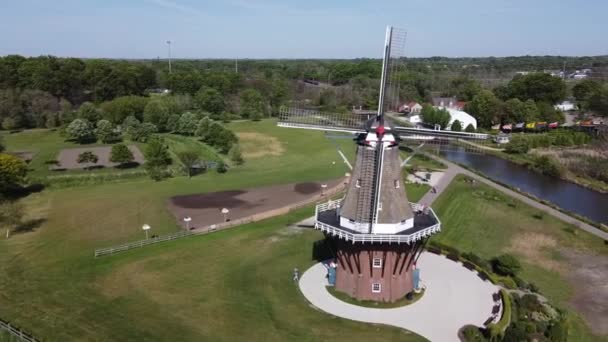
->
461;325;486;342
531;155;562;177
505;137;530;154
492;254;521;276
110;143;135;166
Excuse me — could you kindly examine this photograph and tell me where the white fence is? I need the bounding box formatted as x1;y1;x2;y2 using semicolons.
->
94;230;194;257
95;180;348;258
0;319;39;342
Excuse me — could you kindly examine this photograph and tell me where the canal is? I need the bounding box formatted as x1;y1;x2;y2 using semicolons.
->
440;150;608;225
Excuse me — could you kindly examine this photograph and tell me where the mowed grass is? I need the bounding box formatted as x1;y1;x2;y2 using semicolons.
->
431;176;608;341
0;120;424;341
0;207;424;341
404;182;430;203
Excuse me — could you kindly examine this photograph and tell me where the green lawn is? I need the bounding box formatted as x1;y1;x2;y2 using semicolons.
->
404;182;430;203
1;120;426;341
431;175;608;342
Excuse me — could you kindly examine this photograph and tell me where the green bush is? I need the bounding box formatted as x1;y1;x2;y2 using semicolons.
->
531;155;563;177
461;325;487;341
492;254;521;276
505;137;530;154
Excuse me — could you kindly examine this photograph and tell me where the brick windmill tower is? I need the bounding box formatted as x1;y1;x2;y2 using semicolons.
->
279;27;491;302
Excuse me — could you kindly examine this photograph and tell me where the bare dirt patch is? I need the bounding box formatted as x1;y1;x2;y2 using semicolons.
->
561;250;608;335
167;179;343;230
236;132;285;159
54;145;144;170
507;233;561;272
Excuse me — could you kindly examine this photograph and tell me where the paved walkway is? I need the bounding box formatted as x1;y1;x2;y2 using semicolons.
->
418;155;608;241
299;252;499;342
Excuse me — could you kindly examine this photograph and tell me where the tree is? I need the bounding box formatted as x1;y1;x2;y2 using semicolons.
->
130;122;157;143
195;117;212;139
420;105;451;129
100;95;148;124
144;137;172;180
77;151;99;170
96;119;120;144
0;154;27;193
121;115;141;139
0;201;24;238
492;254;521;276
465;90;502;128
450;119;462;132
464;123;476;132
176;150;200;178
66;119;95;143
195;87;225;115
588;86;608;117
110;143;134;166
450;77;482;101
143;99;171;131
572;79;602;109
229;144;244;165
240;89;266;119
506;73;566;104
166;114;180;132
177;112;198;135
76;102;101;123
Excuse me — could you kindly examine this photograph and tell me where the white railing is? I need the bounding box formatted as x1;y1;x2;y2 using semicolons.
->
94;231;193;257
0;319;39;342
314;200;441;244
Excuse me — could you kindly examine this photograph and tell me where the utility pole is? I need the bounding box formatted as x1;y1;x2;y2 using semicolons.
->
166;40;173;74
235;57;238;74
562;61;566;80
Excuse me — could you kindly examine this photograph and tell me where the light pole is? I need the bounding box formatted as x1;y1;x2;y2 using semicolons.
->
142;224;151;239
221;208;230;222
166;40;172;74
183;216;192;230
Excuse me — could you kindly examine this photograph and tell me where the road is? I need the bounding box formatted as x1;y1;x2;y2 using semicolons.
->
419;155;608;241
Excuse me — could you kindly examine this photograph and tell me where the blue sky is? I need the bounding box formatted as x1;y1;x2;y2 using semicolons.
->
1;0;607;58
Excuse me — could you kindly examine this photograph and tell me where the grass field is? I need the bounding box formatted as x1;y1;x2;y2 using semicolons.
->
431;175;608;341
404;182;430;202
1;120;426;341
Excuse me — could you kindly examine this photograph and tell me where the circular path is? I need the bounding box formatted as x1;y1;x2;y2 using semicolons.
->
299;252;499;342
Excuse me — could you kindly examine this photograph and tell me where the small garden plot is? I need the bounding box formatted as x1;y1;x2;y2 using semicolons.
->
53;145;144;170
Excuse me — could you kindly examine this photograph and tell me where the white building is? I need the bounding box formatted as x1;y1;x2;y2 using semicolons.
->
555;101;576;112
445;108;477;130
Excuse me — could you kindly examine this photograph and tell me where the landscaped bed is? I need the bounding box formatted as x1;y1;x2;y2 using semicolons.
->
326;286;424;309
52;145;144;170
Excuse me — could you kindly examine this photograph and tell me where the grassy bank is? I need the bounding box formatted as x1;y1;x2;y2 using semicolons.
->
431;175;608;341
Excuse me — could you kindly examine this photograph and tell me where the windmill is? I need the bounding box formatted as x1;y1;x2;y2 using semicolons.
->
278;27;496;302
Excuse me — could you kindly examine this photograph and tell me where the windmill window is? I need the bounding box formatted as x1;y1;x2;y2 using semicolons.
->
372;258;382;268
356;179;361;188
394;180;400;189
372;283;381;293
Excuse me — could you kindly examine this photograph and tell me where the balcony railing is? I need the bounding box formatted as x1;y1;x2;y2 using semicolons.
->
315;199;441;244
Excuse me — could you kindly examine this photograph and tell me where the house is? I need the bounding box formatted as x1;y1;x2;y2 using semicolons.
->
555;101;576;112
399;101;422;114
432;97;466;111
445;108;477;130
432;97;458;109
408;114;423;125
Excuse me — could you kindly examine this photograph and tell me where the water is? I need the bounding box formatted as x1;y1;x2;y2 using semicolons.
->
440;150;608;225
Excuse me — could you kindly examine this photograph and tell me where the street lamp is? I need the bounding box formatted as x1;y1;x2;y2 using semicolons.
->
142;224;151;239
166;40;172;74
221;208;230;222
183;216;192;230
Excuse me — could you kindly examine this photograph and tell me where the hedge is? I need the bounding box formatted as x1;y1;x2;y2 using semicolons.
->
487;289;512;339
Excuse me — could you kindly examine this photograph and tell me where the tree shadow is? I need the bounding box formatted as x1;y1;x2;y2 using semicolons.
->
86;165;105;170
114;162;140;169
312;238;335;262
14;218;47;233
2;183;46;200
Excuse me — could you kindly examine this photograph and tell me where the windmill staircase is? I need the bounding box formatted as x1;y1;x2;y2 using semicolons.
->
354;145;382;232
